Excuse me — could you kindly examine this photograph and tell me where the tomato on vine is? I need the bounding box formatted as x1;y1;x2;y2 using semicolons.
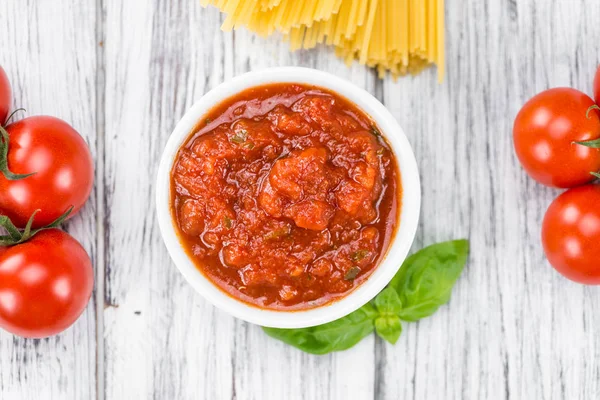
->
0;66;95;339
0;210;94;338
513;88;600;188
0;116;94;228
542;184;600;284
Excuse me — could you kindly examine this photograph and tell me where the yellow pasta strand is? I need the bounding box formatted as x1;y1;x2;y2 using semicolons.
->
359;0;379;64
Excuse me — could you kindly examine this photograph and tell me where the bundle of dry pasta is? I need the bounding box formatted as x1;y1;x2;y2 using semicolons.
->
201;0;445;81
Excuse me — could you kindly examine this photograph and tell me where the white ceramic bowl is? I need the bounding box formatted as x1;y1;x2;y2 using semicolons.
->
156;67;421;328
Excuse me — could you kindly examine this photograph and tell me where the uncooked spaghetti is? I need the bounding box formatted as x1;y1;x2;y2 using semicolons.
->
201;0;445;81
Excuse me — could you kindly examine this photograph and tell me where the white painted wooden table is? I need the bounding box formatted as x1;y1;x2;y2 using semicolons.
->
2;1;600;399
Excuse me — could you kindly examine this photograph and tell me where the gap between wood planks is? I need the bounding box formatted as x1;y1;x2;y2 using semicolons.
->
371;72;386;400
95;0;106;398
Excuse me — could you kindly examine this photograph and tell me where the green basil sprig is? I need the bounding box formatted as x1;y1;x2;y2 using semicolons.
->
263;239;469;354
263;304;378;355
373;287;403;344
391;239;469;322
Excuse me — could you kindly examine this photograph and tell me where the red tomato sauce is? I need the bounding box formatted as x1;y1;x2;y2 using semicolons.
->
171;83;401;310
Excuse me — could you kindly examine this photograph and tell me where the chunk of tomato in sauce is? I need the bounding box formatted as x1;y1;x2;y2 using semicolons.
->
260;147;339;230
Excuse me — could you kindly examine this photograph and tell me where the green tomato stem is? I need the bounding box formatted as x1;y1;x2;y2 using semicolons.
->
574;138;600;148
0;125;36;181
0;207;73;246
4;108;26;125
586;104;600;119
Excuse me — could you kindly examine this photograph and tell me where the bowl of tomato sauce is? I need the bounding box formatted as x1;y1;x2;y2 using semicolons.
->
156;67;420;328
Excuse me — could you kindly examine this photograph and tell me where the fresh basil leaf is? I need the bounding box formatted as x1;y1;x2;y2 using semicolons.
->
373;288;403;344
262;303;378;355
390;239;469;322
375;315;402;344
262;239;469;355
374;286;403;315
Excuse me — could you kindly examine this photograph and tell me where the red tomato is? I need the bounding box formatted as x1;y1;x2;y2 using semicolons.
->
0;65;10;125
513;88;600;188
0;116;94;228
594;66;600;105
0;229;94;338
542;185;600;284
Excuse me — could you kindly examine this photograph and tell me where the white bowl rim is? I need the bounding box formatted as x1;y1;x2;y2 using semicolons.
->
156;66;421;329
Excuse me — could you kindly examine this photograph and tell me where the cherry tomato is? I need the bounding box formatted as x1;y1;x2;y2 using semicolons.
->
0;116;94;228
0;66;10;125
542;184;600;284
594;66;600;105
0;229;94;338
513;88;600;188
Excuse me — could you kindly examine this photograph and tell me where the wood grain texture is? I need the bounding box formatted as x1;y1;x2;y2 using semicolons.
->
379;2;600;399
0;1;99;400
3;0;600;399
102;2;378;400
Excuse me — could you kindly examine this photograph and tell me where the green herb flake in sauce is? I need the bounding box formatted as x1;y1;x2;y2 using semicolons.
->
265;226;291;240
344;266;361;281
223;216;233;229
370;125;382;137
231;129;248;144
350;249;370;262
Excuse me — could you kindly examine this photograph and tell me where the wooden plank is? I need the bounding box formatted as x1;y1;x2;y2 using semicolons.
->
102;1;377;399
0;1;99;399
378;1;600;399
228;32;379;400
102;2;236;399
